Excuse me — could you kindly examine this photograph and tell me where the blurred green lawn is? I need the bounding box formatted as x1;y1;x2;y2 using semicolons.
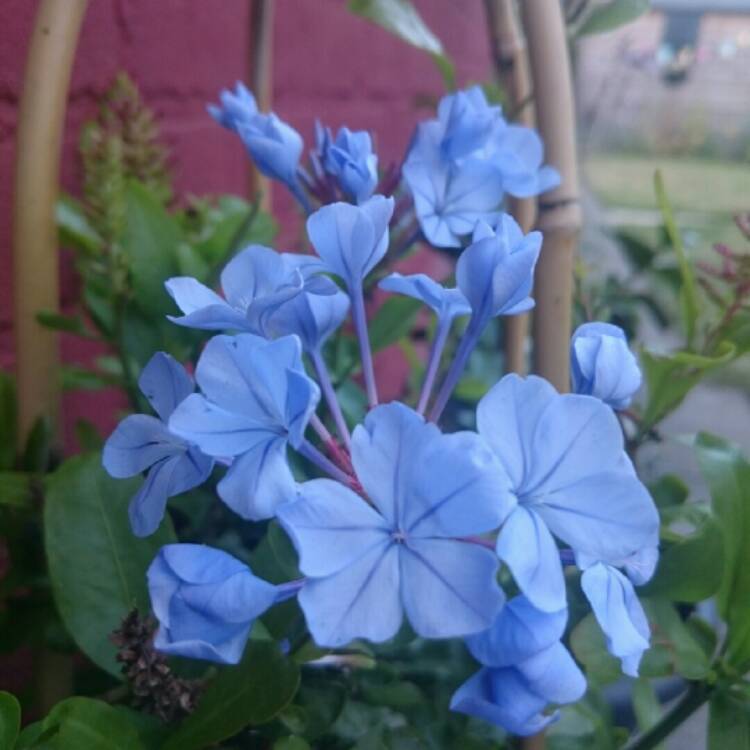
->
584;154;750;253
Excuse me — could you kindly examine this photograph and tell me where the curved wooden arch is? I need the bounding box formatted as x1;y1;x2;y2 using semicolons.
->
12;0;89;444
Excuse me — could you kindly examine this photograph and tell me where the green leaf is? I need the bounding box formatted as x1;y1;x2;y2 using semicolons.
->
164;640;300;750
35;311;93;338
641;513;724;602
0;691;21;750
0;472;33;509
368;296;422;353
60;365;122;392
570;613;622;686
648;474;689;509
709;691;750;750
578;0;650;36
654;171;700;347
274;738;311;750
640;341;736;429
642;598;711;680
122;181;181;316
347;0;455;88
20;417;53;473
695;433;750;670
41;697;144;749
44;453;175;677
0;372;17;471
632;679;664;750
56;195;102;255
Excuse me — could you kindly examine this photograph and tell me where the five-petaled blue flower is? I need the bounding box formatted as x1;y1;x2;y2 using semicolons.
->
403;87;559;247
169;334;320;520
571;322;642;410
451;595;586;735
477;374;659;614
165;245;346;353
103;353;214;537
277;402;514;647
148;544;281;664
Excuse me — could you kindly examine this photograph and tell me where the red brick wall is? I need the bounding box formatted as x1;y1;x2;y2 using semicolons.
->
0;0;493;441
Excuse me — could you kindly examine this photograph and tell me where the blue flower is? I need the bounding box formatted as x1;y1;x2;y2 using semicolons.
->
580;560;651;676
477;374;659;612
236;112;304;190
148;544;280;664
487;124;560;198
451;596;586;736
266;287;350;355
456;217;542;328
571;322;642;410
403;87;558;247
169;334;320;520
436;86;501;161
165;245;339;345
321;125;379;203
277;402;514;647
379;273;470;324
103;353;214;538
208;82;258;132
403;123;504;248
306;195;394;288
210;84;303;191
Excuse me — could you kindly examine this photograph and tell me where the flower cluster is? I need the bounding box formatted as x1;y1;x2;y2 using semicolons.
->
104;84;657;737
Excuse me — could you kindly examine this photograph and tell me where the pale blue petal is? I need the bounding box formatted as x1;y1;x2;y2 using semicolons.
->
450;667;555;737
165;277;246;331
515;641;587;704
103;414;183;478
496;506;567;613
298;541;402;647
128;448;213;537
400;538;503;638
277;479;390;577
138;352;194;422
477;374;558;489
624;546;659;586
581;563;650;677
217;437;296;520
191;334;317;433
467;594;567;667
285;369;323;448
571;322;642;409
268;289;350;354
148;543;277;664
306;195;394;285
237;114;303;188
350;402;438;524
403;430;514;537
378;273;470;321
169;393;280;457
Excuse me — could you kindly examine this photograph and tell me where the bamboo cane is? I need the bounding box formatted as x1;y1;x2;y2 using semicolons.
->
484;0;537;374
521;0;581;393
250;0;274;210
12;0;89;445
13;0;89;713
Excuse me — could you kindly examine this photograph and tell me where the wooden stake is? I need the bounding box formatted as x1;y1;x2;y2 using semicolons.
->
521;0;581;393
250;0;274;210
484;0;537;374
12;0;89;444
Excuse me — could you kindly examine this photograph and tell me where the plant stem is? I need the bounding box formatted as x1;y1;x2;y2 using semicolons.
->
297;438;355;487
623;682;713;750
310;348;351;447
351;284;379;408
428;317;481;423
417;317;451;415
